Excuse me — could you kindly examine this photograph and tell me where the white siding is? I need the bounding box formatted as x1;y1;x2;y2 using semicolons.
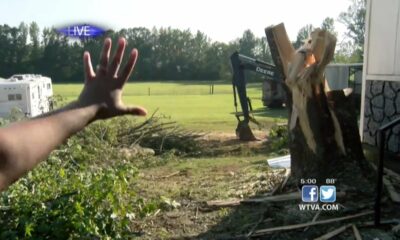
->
365;0;400;80
367;0;399;76
361;0;400;139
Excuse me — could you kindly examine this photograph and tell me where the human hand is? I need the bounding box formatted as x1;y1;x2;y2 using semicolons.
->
78;37;147;120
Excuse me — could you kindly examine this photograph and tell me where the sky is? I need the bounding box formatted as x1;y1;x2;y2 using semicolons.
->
0;0;352;43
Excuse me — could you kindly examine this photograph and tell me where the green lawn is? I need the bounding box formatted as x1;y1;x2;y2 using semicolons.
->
53;81;288;132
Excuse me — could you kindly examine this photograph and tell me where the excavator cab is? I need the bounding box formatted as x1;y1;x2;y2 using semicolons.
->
230;52;283;141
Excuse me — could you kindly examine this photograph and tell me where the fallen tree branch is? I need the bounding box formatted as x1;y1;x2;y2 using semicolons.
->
205;199;241;208
352;224;362;240
259;168;290;197
384;167;400;181
205;192;301;209
304;211;321;232
205;190;301;209
206;188;345;210
392;223;400;233
251;211;373;237
231;218;273;240
382;177;400;203
360;218;400;227
160;171;181;179
243;191;345;204
278;168;291;193
245;215;265;239
314;224;352;240
369;162;400;203
263;183;281;197
242;191;299;203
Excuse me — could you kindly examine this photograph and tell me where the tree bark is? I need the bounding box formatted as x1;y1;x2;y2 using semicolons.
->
265;24;375;190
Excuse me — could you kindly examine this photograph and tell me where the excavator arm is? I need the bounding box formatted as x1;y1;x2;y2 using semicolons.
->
230;51;282;140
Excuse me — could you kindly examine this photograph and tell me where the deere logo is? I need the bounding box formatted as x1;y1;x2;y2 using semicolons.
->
256;66;274;76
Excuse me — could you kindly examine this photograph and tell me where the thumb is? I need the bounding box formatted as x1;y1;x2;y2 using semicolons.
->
119;105;148;116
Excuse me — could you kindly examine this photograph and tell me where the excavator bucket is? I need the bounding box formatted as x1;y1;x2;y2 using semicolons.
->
236;121;257;141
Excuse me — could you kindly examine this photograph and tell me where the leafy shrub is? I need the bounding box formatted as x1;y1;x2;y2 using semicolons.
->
0;113;197;239
268;124;289;154
0;107;26;127
0;152;161;239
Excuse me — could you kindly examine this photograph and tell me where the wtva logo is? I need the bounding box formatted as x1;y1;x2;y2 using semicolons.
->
58;24;106;39
301;185;336;203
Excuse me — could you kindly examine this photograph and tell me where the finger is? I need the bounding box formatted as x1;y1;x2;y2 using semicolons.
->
118;105;147;116
83;51;95;82
108;38;126;77
118;48;138;87
97;38;112;75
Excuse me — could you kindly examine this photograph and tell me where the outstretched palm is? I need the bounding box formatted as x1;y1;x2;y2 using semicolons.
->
79;37;147;119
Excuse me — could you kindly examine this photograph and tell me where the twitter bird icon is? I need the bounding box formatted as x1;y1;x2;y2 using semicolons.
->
320;186;336;202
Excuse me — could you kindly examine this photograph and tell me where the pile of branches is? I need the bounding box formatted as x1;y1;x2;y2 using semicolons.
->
117;112;204;156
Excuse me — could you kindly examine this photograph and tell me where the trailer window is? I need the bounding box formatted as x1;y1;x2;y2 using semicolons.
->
8;94;15;101
47;83;51;89
16;94;22;100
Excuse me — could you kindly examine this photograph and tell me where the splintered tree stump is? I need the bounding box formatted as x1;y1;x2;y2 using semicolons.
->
265;24;375;192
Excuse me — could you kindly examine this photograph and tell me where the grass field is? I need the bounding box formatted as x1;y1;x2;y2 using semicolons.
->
0;81;292;239
53;81;288;132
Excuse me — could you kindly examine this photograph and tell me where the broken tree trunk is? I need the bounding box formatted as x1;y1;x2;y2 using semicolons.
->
265;24;375;190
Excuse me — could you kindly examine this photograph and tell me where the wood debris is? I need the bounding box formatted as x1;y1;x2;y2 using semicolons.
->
352;224;362;240
392;223;400;233
160;171;181;179
242;191;300;204
382;177;400;203
304;211;321;232
384;167;400;181
243;191;345;204
278;168;291;193
205;199;241;208
251;211;373;237
314;224;352;240
369;162;400;203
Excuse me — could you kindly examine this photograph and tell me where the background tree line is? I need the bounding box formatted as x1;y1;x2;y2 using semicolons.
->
0;0;364;83
0;24;270;82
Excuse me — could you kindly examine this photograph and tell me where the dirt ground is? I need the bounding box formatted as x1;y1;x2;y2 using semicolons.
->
132;132;400;240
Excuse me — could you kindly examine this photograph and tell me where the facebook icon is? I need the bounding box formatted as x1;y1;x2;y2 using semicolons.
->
302;185;318;202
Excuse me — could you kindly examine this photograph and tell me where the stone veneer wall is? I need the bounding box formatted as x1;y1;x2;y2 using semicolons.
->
363;80;400;153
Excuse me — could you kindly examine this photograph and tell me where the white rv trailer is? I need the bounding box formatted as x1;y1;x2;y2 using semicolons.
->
0;74;53;118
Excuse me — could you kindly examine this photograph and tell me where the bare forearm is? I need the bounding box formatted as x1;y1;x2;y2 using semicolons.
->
0;37;146;191
0;102;99;190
